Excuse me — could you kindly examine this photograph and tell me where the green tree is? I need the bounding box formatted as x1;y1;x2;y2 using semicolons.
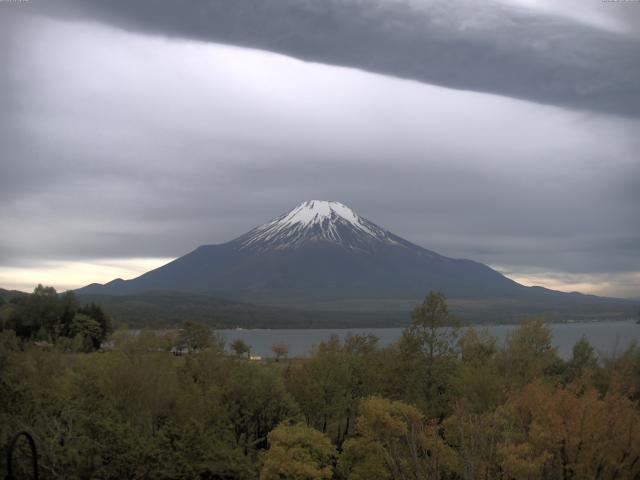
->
260;423;335;480
58;290;78;338
285;336;351;438
222;362;299;453
77;302;112;342
178;320;220;351
286;334;387;444
564;336;598;383
459;327;497;367
453;327;505;413
70;313;103;351
495;318;560;389
404;292;459;359
0;286;111;348
396;292;460;417
340;334;386;441
231;338;251;358
24;284;60;340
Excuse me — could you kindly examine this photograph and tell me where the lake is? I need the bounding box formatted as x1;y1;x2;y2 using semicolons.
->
219;320;640;359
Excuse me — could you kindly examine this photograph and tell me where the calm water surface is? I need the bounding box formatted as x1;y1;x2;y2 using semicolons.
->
219;320;640;359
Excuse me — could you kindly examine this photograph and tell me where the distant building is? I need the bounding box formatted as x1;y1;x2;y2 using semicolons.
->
171;345;191;356
249;355;262;361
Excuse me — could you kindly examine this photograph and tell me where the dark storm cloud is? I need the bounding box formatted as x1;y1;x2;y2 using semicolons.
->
29;0;640;118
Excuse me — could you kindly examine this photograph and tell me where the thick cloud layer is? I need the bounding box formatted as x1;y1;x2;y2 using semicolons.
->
30;0;640;118
0;3;639;297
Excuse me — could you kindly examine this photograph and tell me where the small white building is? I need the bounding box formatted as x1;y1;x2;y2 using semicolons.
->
171;345;191;356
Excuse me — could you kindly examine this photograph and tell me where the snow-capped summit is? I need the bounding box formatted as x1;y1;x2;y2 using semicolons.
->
75;200;634;326
272;201;368;231
236;200;399;251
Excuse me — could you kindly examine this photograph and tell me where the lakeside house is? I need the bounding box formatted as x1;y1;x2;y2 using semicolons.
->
171;345;192;356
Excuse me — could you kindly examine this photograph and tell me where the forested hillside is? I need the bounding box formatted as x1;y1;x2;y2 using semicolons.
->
2;292;640;479
0;285;111;351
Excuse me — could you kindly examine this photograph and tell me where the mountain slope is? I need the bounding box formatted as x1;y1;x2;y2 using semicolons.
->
77;200;636;320
77;200;521;299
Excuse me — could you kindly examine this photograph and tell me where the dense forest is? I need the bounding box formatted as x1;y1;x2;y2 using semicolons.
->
2;289;640;479
0;285;111;351
74;291;411;329
70;290;635;329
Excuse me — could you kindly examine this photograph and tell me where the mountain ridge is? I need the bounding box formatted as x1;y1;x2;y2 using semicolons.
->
76;200;636;322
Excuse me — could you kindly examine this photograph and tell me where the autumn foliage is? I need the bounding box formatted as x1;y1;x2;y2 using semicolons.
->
2;290;640;479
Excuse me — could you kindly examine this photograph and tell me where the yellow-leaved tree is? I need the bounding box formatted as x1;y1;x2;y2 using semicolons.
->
498;382;640;479
338;396;460;480
260;423;335;480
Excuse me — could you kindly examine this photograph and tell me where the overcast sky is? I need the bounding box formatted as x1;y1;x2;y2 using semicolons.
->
1;0;639;298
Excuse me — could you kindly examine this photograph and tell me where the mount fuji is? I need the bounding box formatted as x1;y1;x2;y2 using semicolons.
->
77;201;635;323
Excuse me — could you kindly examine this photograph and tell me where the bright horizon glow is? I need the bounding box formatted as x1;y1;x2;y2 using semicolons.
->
495;267;640;300
0;257;173;293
